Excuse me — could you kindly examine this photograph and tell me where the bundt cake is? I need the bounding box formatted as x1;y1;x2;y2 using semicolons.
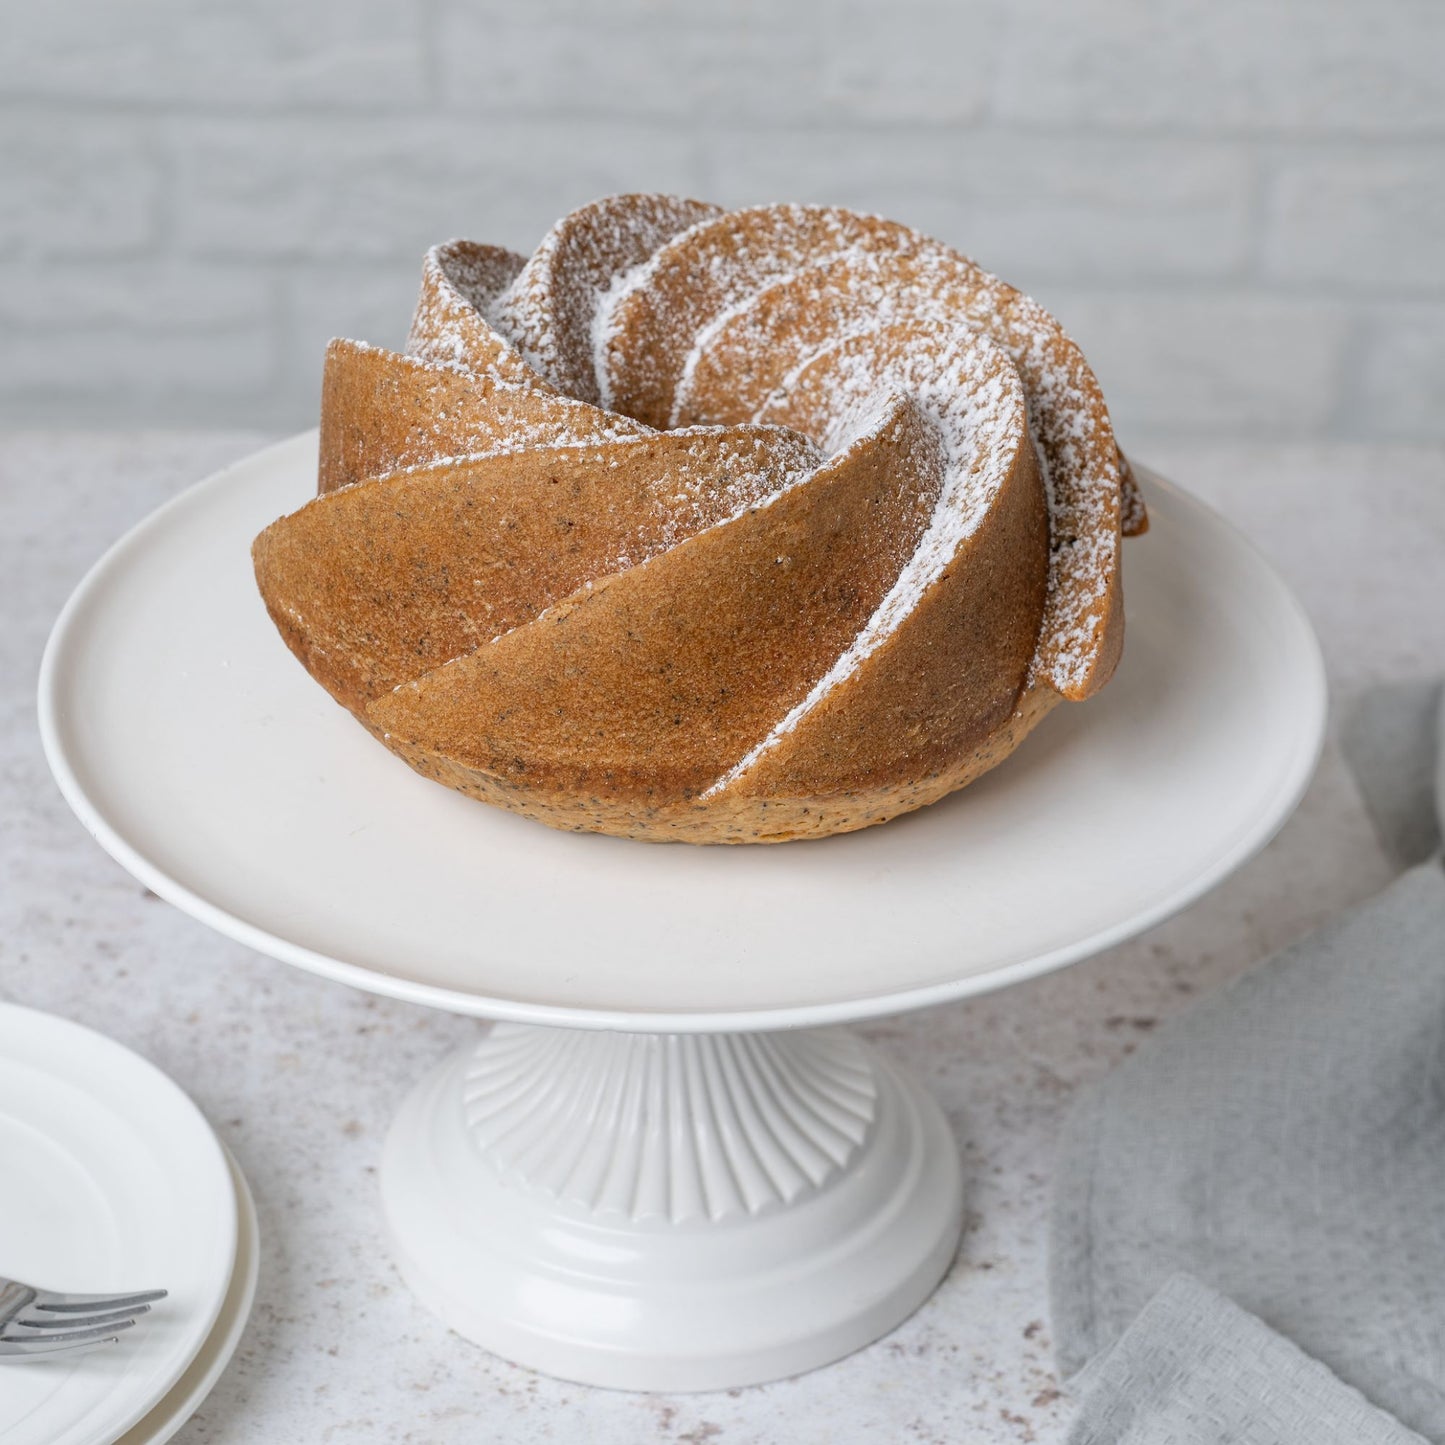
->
253;194;1147;844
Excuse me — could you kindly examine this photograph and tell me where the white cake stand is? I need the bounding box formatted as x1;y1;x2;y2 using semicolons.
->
39;435;1325;1392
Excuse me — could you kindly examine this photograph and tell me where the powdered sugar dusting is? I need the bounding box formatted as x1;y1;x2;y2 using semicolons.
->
406;241;530;377
587;203;1130;700
322;196;1135;783
592;260;649;415
703;326;1026;796
488;194;720;407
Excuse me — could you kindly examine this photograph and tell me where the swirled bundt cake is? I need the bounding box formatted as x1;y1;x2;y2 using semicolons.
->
253;194;1146;844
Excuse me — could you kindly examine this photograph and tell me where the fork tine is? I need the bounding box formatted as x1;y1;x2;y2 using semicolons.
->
16;1303;152;1330
31;1288;167;1313
0;1334;120;1358
2;1318;135;1348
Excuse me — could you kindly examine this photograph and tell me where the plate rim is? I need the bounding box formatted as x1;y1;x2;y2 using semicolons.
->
115;1145;258;1445
38;437;1327;1034
0;1003;238;1445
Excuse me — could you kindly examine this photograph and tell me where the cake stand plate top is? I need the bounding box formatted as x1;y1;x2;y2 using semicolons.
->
39;435;1325;1032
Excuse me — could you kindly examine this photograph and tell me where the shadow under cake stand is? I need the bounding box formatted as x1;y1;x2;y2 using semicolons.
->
39;436;1326;1392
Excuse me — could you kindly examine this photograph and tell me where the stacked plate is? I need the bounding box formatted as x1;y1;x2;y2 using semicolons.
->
0;1003;257;1445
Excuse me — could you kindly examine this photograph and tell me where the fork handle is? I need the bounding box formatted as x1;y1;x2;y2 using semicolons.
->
0;1281;34;1329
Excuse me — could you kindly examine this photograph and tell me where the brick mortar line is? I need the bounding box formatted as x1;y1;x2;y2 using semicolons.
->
5;99;1445;147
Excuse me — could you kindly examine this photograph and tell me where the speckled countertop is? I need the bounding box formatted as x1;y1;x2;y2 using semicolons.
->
3;433;1442;1443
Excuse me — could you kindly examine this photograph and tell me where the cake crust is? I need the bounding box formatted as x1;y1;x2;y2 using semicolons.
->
253;195;1143;844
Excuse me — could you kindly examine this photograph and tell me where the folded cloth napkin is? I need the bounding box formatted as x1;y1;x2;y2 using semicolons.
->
1067;1274;1426;1445
1051;680;1445;1443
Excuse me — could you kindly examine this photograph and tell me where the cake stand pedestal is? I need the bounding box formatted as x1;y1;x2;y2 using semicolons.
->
39;436;1326;1391
383;1023;961;1389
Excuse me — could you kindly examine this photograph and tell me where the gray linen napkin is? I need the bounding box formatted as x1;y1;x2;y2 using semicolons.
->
1067;1275;1426;1445
1341;680;1445;869
1051;681;1445;1442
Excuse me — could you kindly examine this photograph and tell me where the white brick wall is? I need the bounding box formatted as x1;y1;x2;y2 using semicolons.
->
2;0;1441;441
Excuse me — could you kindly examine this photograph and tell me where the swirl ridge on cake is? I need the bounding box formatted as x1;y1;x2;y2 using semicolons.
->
253;194;1146;843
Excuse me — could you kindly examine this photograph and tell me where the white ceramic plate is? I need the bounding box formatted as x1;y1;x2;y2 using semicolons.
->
0;1005;236;1445
116;1148;257;1445
39;435;1326;1032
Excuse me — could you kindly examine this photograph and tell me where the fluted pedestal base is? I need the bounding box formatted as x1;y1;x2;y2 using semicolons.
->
380;1024;964;1391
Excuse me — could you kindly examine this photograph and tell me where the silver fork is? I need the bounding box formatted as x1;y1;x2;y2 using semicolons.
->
0;1277;167;1359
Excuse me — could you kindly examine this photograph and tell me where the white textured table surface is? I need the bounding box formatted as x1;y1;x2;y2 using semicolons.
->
4;433;1442;1443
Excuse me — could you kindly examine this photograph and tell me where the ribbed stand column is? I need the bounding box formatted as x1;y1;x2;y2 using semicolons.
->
380;1024;964;1391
